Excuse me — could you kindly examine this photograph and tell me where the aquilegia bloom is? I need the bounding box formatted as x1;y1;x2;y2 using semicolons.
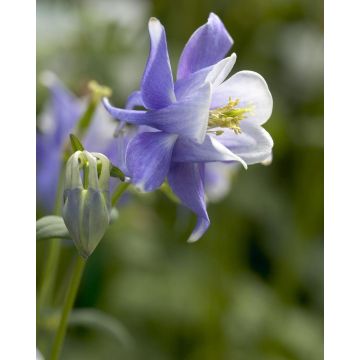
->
37;74;118;212
103;13;273;242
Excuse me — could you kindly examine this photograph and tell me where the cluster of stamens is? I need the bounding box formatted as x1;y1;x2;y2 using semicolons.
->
208;98;253;135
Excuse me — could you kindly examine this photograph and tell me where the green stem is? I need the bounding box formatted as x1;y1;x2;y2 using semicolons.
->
63;100;98;162
111;182;130;207
50;256;86;360
73;80;111;145
37;240;61;310
37;165;65;312
75;100;97;140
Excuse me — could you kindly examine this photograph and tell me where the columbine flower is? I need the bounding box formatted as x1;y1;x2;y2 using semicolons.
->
62;151;111;259
103;13;273;242
36;73;118;212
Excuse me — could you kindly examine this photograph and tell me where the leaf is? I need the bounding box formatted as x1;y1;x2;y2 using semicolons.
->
69;133;84;152
110;165;125;181
68;309;134;349
36;216;70;241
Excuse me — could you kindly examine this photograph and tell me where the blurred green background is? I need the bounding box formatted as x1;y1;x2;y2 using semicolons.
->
36;0;323;359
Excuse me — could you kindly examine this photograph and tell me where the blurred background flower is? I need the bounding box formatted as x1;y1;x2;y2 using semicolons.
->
37;0;323;359
36;74;118;212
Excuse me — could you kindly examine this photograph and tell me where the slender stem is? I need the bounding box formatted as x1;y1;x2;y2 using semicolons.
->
37;165;65;313
76;100;97;139
50;255;86;360
48;180;128;358
37;240;61;311
111;182;130;207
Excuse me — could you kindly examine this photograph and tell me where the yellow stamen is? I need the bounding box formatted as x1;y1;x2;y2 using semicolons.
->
88;80;112;102
208;98;253;135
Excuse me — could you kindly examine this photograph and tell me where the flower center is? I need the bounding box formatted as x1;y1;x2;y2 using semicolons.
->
208;98;253;135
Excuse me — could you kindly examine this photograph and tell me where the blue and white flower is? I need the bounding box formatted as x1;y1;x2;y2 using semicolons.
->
103;13;273;241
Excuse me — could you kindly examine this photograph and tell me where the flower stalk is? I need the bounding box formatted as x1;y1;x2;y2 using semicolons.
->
49;255;86;360
111;182;130;207
75;81;111;140
63;81;112;161
37;165;65;312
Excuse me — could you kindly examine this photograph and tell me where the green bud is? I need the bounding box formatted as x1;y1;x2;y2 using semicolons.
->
62;151;111;259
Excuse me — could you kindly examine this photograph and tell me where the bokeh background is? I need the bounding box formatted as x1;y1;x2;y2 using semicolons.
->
36;0;323;359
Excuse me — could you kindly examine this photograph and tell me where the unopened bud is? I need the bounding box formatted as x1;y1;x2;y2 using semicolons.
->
62;151;111;259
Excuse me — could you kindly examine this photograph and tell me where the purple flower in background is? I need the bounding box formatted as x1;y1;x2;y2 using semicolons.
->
204;162;239;202
37;74;118;212
103;13;273;241
204;152;273;202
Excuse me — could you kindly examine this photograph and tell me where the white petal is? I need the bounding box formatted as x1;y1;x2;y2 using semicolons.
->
173;134;247;168
211;70;273;125
174;54;236;100
215;122;273;165
205;53;237;88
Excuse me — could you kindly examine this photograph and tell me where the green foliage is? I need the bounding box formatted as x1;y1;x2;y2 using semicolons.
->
36;216;69;241
69;134;85;152
68;309;134;349
110;165;125;182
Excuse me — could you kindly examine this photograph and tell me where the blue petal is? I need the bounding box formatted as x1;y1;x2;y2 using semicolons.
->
145;82;211;143
175;53;236;100
141;18;176;110
172;134;247;168
103;81;211;143
126;131;178;192
177;13;233;80
115;125;155;175
116;127;138;175
102;97;147;123
215;122;274;165
168;162;210;242
125;90;144;109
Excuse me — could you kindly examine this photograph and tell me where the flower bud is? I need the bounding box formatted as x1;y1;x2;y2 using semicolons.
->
62;150;111;259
